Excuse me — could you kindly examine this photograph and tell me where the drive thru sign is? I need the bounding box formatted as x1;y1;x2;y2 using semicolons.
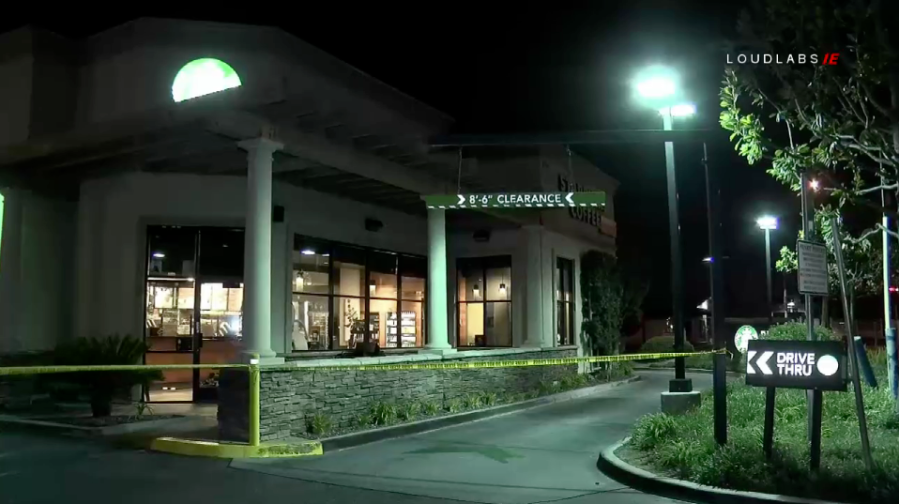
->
746;339;847;391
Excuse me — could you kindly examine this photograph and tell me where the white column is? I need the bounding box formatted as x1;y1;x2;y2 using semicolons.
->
523;226;544;347
425;208;453;352
238;137;283;363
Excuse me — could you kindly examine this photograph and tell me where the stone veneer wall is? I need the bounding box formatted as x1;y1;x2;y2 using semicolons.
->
218;347;578;442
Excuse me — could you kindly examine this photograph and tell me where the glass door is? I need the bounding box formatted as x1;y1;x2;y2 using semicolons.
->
145;226;199;402
144;226;244;402
193;227;244;402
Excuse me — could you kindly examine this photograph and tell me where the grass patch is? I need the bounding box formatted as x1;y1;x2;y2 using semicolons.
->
627;332;899;503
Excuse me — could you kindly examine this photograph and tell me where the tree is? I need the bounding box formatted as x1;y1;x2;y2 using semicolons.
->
720;0;899;303
720;0;899;408
580;251;648;359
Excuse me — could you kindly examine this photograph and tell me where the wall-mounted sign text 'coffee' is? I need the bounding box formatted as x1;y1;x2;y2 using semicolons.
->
423;192;605;210
797;240;829;296
745;339;846;391
558;175;603;228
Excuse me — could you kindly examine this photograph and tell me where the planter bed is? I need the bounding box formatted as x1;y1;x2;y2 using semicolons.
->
622;371;899;504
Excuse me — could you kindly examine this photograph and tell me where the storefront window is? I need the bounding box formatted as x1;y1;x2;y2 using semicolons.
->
457;256;512;347
556;257;575;346
292;294;329;351
291;235;426;350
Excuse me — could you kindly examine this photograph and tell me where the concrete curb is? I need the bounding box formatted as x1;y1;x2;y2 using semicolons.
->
320;374;642;452
151;436;322;458
597;438;845;504
0;414;200;437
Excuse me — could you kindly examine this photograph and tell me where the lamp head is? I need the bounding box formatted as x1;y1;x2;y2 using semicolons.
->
667;103;696;117
634;66;689;111
757;216;778;230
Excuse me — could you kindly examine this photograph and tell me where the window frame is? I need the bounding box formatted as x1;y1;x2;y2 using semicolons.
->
556;257;576;346
292;235;427;350
455;255;513;348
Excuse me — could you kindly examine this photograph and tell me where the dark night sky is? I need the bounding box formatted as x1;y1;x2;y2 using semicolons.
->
6;2;799;318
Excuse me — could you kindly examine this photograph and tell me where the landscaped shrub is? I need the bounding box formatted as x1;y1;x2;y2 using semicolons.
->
50;336;163;417
639;336;695;354
421;401;440;416
369;402;397;426
305;413;332;435
462;394;482;409
766;322;837;342
397;402;420;422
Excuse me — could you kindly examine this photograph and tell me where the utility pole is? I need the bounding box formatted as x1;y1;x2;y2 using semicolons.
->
883;180;899;407
704;143;727;445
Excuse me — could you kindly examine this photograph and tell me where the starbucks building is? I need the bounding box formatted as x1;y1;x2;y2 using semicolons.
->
0;18;618;404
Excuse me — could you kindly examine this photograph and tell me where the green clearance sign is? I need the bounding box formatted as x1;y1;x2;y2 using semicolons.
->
423;192;606;210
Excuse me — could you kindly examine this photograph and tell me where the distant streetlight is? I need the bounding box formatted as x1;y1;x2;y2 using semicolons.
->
758;216;778;324
810;179;820;191
635;65;695;391
703;256;713;263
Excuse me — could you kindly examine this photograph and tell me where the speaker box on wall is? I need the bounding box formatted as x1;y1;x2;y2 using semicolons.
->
273;205;285;223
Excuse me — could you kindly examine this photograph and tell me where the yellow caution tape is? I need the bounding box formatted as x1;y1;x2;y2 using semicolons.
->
267;350;725;372
0;350;725;376
0;363;248;376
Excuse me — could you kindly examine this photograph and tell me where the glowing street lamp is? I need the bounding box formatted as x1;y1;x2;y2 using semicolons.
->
634;65;695;388
757;216;778;230
810;179;820;191
758;215;779;323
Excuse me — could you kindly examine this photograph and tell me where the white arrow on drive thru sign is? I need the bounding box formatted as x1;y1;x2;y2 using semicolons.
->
457;194;466;205
746;351;756;374
757;351;774;375
565;192;574;205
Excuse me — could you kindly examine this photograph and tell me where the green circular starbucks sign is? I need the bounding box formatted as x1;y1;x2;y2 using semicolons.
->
172;58;242;103
734;325;759;353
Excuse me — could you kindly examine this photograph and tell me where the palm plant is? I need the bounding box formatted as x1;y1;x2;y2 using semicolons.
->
52;335;162;417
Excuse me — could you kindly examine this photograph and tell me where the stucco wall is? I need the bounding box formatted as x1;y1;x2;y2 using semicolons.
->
0;189;76;353
74;172;427;351
217;347;577;442
0;56;33;146
448;226;596;353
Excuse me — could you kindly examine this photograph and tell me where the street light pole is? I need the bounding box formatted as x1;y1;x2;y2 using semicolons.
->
757;216;778;326
662;108;687;386
765;228;773;326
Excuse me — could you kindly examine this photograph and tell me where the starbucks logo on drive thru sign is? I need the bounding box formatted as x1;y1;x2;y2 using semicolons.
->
745;339;846;391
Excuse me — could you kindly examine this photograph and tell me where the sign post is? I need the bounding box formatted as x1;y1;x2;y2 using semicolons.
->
746;339;847;466
829;216;874;471
797;237;828;469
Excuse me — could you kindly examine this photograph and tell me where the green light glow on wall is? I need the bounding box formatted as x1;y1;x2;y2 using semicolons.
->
172;58;241;103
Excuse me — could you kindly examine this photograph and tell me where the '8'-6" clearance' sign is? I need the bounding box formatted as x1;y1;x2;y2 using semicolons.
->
423;192;606;210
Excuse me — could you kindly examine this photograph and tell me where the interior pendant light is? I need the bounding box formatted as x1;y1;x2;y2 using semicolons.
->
369;279;376;294
473;283;480;298
498;272;506;296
